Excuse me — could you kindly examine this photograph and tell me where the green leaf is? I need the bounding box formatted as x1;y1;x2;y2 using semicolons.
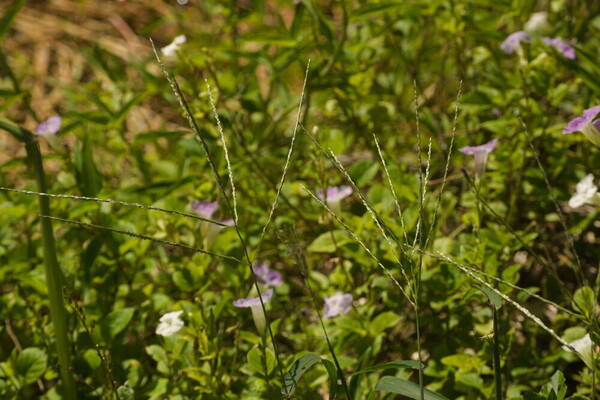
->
473;284;503;309
282;353;322;395
375;376;449;400
307;230;351;253
145;345;169;375
572;286;595;318
369;311;401;335
321;358;338;400
15;347;47;385
350;360;420;376
74;134;103;197
0;0;25;42
0;117;30;142
99;307;135;341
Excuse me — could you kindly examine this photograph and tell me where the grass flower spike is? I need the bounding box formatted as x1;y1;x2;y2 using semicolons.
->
500;31;530;54
156;311;184;337
161;35;186;57
323;293;353;319
562;333;593;368
568;174;599;208
459;138;498;174
563;106;600;146
35;115;61;136
233;288;274;335
543;37;575;59
253;262;283;287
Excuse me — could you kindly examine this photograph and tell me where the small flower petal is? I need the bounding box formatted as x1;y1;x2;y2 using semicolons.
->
316;186;353;203
563;106;600;134
161;35;187;57
155;310;184;337
568;174;597;208
543;37;576;59
323;293;353;319
459;139;498;155
233;288;274;308
190;200;218;219
35;115;61;136
253;262;283;287
500;31;530;54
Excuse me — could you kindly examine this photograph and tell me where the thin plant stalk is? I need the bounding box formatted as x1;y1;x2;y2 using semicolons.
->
24;137;77;400
492;305;502;400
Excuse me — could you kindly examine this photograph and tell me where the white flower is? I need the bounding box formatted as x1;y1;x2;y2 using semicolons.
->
524;12;549;33
562;333;593;368
161;35;186;57
568;174;598;208
155;311;184;337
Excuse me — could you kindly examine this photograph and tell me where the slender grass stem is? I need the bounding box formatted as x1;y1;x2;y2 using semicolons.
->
24;138;77;400
492;306;502;400
39;215;240;262
0;186;227;225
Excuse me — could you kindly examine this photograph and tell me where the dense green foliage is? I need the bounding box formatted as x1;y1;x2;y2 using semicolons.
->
2;0;600;399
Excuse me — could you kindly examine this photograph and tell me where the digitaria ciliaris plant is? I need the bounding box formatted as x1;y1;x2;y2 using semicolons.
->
2;26;600;400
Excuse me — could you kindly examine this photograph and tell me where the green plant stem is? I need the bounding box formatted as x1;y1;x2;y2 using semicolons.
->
24;137;77;400
492;306;502;400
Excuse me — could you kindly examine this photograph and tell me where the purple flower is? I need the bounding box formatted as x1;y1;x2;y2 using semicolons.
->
233;288;274;308
323;293;353;319
233;288;274;335
543;37;576;59
317;186;353;203
459;139;498;174
563;106;600;147
35;115;61;136
563;106;600;134
459;139;498;155
190;200;218;219
500;31;530;54
253;262;283;287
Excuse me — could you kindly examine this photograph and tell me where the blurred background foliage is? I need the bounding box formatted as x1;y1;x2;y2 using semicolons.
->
2;0;600;398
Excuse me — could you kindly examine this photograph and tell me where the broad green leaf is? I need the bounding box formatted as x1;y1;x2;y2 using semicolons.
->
369;311;401;334
375;376;449;400
99;307;135;341
15;347;47;385
572;286;595;317
282;353;322;395
307;230;351;253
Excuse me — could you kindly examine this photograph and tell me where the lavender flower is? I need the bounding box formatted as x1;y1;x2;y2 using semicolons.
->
543;37;575;59
317;186;352;213
500;31;530;54
161;35;186;57
459;138;498;174
563;106;600;146
233;288;274;335
155;311;184;337
568;174;599;208
323;293;353;319
190;200;234;247
253;262;283;287
35;115;61;136
190;200;218;219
